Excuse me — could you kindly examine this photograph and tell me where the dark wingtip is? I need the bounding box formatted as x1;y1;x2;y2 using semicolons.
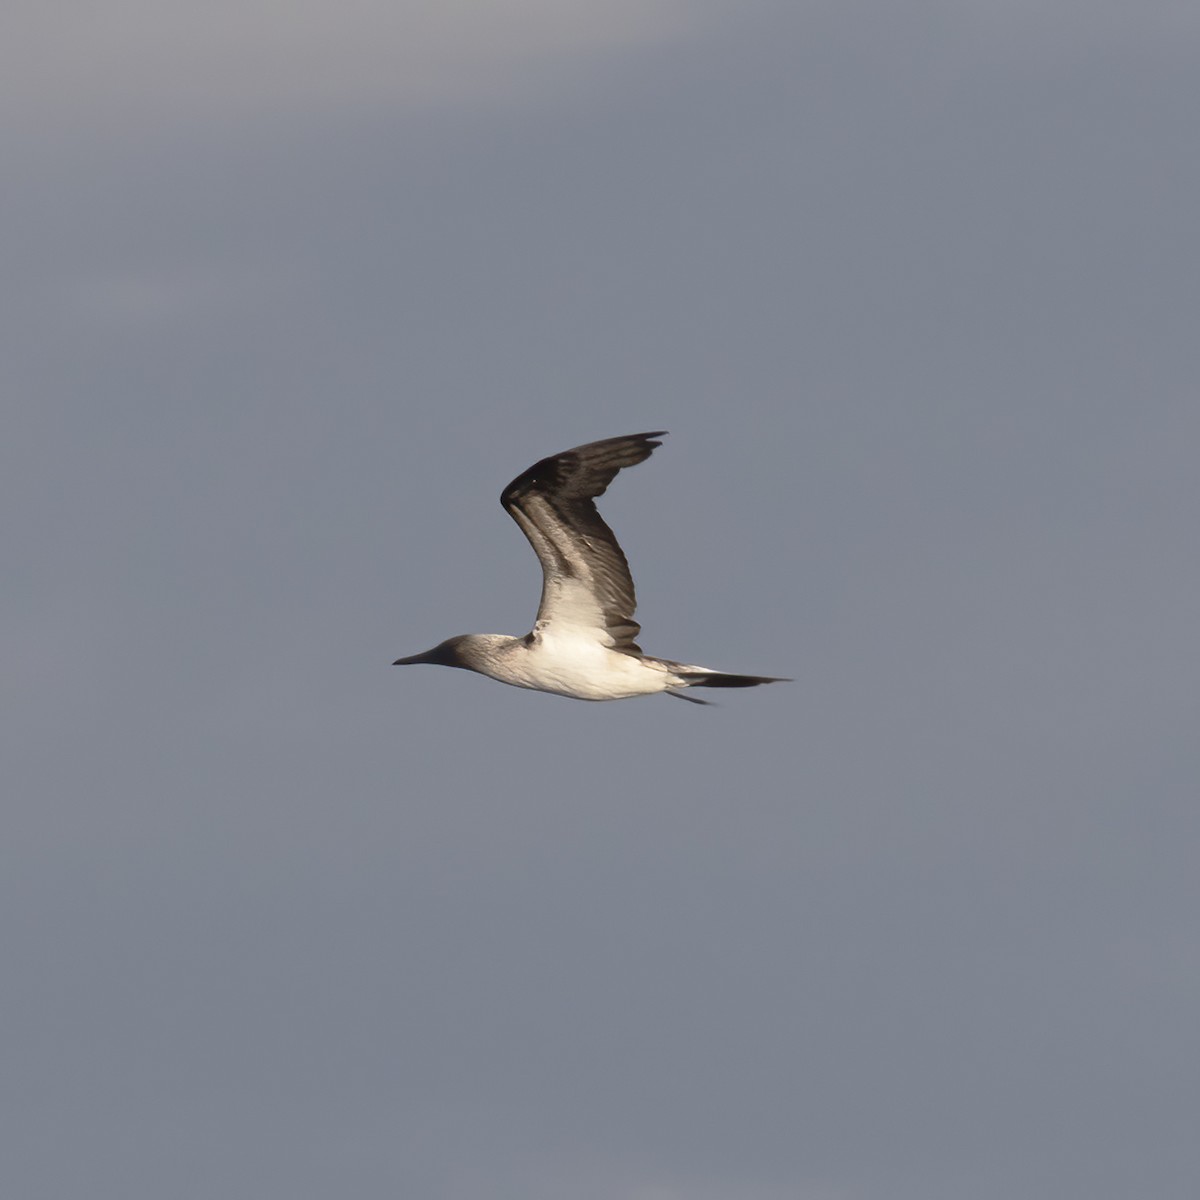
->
500;430;670;509
636;430;668;448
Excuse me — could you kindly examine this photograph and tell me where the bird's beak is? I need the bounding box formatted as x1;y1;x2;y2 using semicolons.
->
392;648;438;665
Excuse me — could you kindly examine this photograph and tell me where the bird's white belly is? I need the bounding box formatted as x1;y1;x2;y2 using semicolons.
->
498;634;668;700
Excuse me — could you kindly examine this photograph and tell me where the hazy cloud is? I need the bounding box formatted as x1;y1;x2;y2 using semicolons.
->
5;0;693;131
10;0;1198;140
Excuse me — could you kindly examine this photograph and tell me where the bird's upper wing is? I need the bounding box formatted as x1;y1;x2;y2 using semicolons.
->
500;431;666;654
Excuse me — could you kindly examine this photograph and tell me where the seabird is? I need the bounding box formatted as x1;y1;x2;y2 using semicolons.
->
393;432;788;703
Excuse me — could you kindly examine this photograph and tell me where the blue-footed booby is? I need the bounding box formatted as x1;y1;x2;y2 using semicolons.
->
393;432;788;703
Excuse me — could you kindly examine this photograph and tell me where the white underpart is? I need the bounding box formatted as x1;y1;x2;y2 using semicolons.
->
488;630;680;701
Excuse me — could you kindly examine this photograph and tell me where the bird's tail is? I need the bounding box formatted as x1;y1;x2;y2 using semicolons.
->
680;670;790;688
655;659;790;695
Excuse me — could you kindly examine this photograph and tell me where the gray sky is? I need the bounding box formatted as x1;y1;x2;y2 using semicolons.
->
5;3;1199;1197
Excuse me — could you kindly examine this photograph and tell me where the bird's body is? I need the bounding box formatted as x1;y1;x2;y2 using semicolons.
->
393;433;787;703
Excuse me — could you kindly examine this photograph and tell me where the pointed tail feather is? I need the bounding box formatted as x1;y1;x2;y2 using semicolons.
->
681;671;790;689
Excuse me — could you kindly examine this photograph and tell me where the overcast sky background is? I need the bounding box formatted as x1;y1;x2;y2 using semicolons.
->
5;2;1199;1197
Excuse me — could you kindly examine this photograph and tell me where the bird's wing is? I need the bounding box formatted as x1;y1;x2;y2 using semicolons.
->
500;431;666;655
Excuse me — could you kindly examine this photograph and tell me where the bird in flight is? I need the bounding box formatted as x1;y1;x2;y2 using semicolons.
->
393;432;788;703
